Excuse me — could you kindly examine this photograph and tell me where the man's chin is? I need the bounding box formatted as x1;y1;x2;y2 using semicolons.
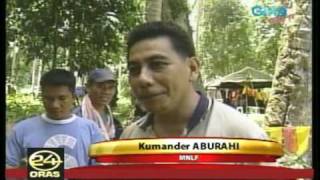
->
47;114;70;120
142;102;167;114
138;94;168;112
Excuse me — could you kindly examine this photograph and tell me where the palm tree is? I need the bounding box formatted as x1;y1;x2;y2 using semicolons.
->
265;0;311;127
145;0;163;22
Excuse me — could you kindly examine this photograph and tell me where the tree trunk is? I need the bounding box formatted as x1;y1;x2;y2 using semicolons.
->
117;62;122;94
162;0;193;36
31;58;37;93
36;59;43;96
264;0;312;166
9;46;19;94
162;0;204;91
144;0;204;91
194;0;204;51
145;0;162;22
264;0;311;127
51;0;58;69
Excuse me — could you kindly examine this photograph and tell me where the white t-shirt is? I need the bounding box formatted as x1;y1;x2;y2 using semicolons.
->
121;97;268;140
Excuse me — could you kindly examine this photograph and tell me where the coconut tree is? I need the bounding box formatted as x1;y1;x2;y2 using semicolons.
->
264;0;311;166
265;0;312;127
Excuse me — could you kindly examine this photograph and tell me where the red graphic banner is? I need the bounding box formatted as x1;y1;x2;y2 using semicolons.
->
6;164;313;179
95;154;278;163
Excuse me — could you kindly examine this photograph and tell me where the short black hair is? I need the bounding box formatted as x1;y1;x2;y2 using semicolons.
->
127;21;195;59
40;69;76;93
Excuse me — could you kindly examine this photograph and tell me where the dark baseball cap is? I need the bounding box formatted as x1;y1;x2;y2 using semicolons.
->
88;68;115;83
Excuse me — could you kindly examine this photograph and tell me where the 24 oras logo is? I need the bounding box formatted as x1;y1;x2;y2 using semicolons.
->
28;148;64;179
29;150;63;171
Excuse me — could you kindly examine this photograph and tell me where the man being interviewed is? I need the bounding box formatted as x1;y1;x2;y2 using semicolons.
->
121;21;268;139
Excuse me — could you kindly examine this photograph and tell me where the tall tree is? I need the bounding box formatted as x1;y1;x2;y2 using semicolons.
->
161;0;192;35
145;0;162;21
198;0;257;79
6;0;143;77
144;0;203;90
264;0;312;127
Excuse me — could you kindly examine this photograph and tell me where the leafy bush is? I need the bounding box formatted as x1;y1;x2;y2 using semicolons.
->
114;97;135;127
113;72;135;126
6;93;43;123
276;152;311;168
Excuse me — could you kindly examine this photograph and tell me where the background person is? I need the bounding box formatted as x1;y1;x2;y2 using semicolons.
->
73;68;123;139
6;69;105;169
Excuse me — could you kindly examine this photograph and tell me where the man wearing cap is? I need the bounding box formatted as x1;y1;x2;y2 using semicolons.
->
74;68;123;140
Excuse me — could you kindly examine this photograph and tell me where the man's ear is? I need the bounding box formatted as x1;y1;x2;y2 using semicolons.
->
187;57;200;81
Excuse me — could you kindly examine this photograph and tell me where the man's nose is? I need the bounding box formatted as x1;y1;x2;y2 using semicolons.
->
51;99;60;108
137;66;154;87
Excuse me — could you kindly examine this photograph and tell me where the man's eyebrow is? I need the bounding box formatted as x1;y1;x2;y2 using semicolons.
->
145;54;167;62
128;54;167;66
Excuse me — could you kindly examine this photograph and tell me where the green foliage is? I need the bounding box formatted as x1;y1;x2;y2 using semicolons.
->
113;66;135;125
199;0;255;79
6;0;144;126
6;93;43;123
6;0;143;75
198;0;284;80
167;0;189;19
114;97;134;125
6;52;33;89
250;16;284;73
276;152;311;168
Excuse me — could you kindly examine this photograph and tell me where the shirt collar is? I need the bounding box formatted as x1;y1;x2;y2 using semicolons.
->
41;113;76;124
186;91;209;133
139;91;210;133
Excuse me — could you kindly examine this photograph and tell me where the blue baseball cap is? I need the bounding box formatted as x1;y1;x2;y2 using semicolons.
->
88;68;115;83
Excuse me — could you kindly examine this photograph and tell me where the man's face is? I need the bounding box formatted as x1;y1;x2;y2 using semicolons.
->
128;37;195;114
87;81;116;107
41;85;75;120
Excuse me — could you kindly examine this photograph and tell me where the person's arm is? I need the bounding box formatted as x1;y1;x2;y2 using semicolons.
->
6;126;25;168
6;165;18;169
